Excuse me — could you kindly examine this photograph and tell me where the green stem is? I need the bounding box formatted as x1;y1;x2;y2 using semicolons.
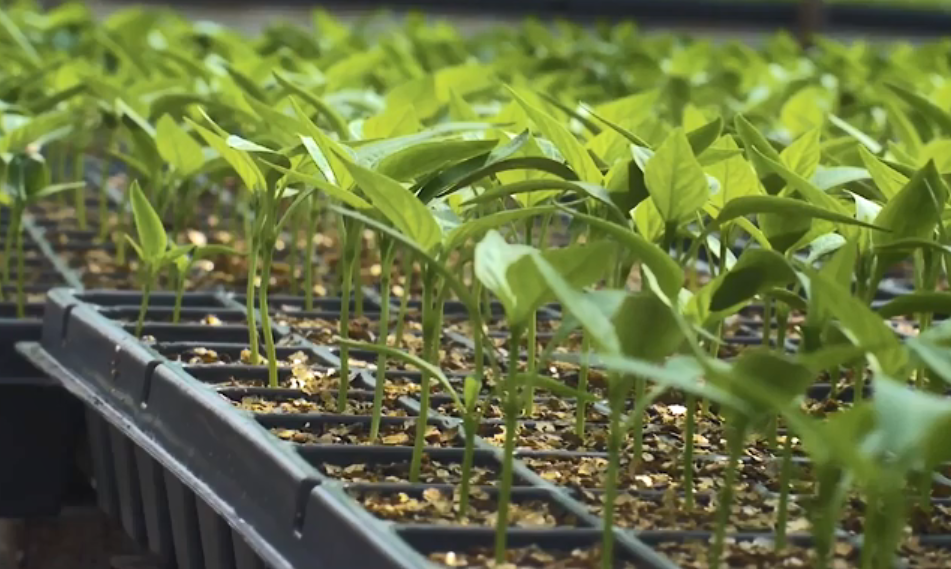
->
575;332;591;437
116;188;129;265
354;231;365;319
775;430;794;550
173;267;186;324
99;135;114;241
393;253;413;349
74;148;86;231
14;209;24;318
289;207;301;296
135;273;152;338
630;375;646;471
2;207;15;287
245;223;260;364
710;422;745;569
683;393;696;511
459;413;476;517
337;252;354;413
409;268;437;482
523;217;537;414
494;325;523;564
260;243;279;388
370;241;396;441
601;399;622;569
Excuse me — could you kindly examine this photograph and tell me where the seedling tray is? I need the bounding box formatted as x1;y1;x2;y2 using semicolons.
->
0;211;86;517
31;289;951;567
20;288;687;568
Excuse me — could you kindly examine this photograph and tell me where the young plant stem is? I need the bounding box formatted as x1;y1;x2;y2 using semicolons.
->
304;197;320;311
98;134;115;241
73;147;87;231
1;206;17;299
683;393;697;511
393;253;414;349
135;272;152;338
494;325;523;564
245;224;260;364
354;231;365;319
459;412;476;517
630;375;646;473
523;218;537;414
337;251;355;413
575;332;591;437
288;208;301;296
409;266;438;482
775;430;795;550
14;208;25;318
710;421;746;569
173;268;186;324
259;242;279;388
600;398;623;569
116;189;129;265
369;240;396;441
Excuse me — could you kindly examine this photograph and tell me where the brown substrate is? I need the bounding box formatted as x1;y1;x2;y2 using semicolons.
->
430;544;640;568
319;458;501;486
436;398;603;422
655;538;858;568
578;490;807;533
354;488;575;527
234;393;409;417
272;421;457;446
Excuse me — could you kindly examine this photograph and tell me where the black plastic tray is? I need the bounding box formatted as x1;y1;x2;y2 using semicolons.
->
20;288;682;568
0;212;86;517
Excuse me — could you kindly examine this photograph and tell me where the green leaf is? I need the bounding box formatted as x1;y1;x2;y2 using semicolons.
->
858;146;908;200
335;152;442;252
733;348;814;410
686;116;722;156
800;268;908;377
828;114;882;154
557;206;683;299
870;376;951;470
474;230;615;327
0;8;40;66
876;292;951;319
780;86;829;137
273;72;350;140
886;83;951;136
461;179;625;221
705;136;763;210
258;158;371;210
186;114;267;192
713;195;884;232
750;147;850;218
129;180;167;261
709;249;797;312
780;128;821;179
155;115;205;177
531;259;621;355
811;166;870;191
377;139;498;182
872;161;948;258
444;205;558;250
463;376;481;411
508;87;602;183
644;128;710;223
30;181;85;202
